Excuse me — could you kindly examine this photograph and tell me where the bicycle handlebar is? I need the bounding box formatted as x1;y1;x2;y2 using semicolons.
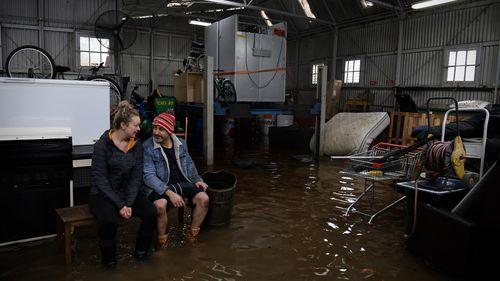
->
89;62;105;73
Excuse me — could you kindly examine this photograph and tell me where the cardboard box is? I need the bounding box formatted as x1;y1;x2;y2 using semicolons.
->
326;80;342;120
174;72;204;103
193;78;204;103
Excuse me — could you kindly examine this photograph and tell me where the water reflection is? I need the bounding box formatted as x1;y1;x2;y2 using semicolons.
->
0;151;454;281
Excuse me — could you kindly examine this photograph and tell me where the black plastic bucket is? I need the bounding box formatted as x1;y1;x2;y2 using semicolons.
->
202;170;237;227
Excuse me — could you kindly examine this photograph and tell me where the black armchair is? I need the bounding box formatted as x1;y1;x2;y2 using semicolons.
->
406;154;500;281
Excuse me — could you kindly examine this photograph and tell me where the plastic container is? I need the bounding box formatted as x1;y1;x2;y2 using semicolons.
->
277;114;294;127
259;114;275;135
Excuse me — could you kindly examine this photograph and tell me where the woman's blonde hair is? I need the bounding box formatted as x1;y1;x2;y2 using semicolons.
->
112;101;139;129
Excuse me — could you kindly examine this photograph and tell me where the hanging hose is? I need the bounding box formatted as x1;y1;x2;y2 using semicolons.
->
406;97;463;239
405;177;420;239
406;140;455;238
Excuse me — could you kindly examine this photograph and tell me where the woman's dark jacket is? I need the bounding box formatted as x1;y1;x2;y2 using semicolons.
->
90;130;143;209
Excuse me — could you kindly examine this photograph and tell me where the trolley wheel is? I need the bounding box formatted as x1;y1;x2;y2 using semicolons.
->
5;45;56;79
88;76;122;114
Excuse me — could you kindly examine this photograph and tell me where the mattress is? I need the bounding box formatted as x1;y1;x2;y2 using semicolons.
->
310;112;390;156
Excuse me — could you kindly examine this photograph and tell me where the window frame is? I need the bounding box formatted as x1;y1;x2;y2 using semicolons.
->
311;62;325;86
444;46;480;86
343;58;362;85
76;33;114;73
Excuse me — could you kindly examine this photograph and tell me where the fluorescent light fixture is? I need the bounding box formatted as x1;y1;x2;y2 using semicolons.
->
412;0;457;9
260;10;272;27
297;0;316;19
167;1;193;8
361;0;374;8
131;14;168;19
189;20;211;27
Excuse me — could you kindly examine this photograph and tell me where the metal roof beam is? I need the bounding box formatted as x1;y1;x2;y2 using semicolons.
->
319;0;337;26
277;0;299;34
369;0;403;11
202;0;335;26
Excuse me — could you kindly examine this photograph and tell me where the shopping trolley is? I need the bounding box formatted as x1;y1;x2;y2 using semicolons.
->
337;142;422;223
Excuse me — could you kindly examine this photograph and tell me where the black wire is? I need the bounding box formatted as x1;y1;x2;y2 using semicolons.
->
244;32;284;89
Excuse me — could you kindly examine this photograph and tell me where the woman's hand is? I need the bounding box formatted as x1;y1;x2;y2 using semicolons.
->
119;206;132;219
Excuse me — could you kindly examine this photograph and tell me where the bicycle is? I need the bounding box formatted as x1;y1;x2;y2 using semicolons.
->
214;76;237;106
5;45;122;114
183;42;205;72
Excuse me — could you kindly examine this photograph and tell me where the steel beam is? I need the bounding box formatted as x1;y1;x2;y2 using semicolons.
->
203;0;335;26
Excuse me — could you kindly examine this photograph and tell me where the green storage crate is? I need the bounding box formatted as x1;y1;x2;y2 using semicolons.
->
154;97;176;115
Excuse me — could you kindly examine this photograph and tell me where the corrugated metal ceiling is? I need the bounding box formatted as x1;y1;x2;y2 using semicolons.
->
121;0;479;36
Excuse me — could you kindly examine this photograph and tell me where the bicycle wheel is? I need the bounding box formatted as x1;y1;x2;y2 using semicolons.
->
195;54;205;72
88;76;122;114
222;79;237;104
5;45;56;79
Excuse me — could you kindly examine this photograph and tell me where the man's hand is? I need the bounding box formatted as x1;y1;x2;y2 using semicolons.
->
119;206;132;219
166;190;186;208
194;181;208;191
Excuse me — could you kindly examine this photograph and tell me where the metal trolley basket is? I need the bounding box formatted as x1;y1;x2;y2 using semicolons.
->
339;142;422;223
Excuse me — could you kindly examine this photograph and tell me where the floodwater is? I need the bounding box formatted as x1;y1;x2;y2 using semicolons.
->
0;147;454;281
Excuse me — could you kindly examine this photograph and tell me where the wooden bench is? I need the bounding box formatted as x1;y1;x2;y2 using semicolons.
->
55;204;96;265
55;203;187;264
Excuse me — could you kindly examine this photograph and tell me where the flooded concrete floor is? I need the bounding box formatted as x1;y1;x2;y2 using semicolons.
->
0;147;454;281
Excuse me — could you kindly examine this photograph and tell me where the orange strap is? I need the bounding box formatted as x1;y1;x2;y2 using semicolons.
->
214;67;286;76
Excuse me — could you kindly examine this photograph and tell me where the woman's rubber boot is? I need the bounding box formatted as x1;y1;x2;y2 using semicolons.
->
133;231;153;260
100;244;117;269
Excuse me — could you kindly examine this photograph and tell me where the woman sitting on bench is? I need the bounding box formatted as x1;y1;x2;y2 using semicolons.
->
88;101;156;268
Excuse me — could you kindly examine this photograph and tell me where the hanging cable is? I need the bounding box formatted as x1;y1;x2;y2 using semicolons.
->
406;140;454;239
244;32;284;89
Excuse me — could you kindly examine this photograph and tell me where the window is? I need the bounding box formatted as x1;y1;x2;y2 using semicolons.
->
344;59;361;84
447;49;476;82
79;36;111;67
312;63;324;85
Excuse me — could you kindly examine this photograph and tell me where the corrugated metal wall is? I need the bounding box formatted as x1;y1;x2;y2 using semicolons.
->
333;2;500;110
44;0;115;29
338;21;398;56
364;54;397;85
1;0;196;99
290;33;336;105
2;28;39;51
400;50;443;86
44;31;73;67
0;0;38;25
3;1;499;108
403;6;498;49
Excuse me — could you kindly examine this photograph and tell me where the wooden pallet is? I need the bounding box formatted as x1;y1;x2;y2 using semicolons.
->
388;112;458;146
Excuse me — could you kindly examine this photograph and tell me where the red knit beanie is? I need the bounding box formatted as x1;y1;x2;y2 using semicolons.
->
153;113;176;135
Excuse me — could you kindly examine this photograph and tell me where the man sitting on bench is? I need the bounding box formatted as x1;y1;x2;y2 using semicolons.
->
142;112;209;250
